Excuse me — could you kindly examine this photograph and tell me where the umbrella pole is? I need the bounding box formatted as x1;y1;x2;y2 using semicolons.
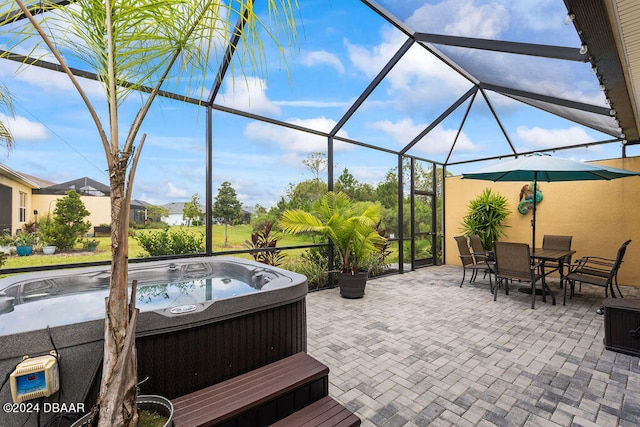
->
532;175;537;250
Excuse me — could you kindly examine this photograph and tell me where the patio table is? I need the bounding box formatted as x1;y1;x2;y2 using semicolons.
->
519;248;576;305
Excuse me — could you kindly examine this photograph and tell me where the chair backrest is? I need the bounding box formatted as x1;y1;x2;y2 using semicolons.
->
610;240;632;278
494;241;532;277
454;236;474;266
542;235;572;250
469;235;485;253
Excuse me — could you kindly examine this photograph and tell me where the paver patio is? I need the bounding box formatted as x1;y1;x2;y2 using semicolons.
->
306;265;640;426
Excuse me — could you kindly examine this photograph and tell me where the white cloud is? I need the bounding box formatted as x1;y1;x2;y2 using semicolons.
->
508;0;565;33
243;117;351;153
0;46;106;97
301;50;345;74
166;182;189;198
0;113;48;140
406;0;509;38
346;27;472;113
368;118;477;154
344;27;405;79
217;76;281;116
515;126;595;149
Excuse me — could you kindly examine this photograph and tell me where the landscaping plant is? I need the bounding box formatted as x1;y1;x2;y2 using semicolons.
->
460;188;511;250
2;1;298;425
45;190;92;250
280;191;386;275
244;221;286;267
134;227;204;256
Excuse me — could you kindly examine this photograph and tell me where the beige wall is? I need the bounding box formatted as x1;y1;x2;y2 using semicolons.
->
445;156;640;287
32;194;112;229
0;175;33;234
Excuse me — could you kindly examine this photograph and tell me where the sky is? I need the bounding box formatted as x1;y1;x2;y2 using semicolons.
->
0;0;635;210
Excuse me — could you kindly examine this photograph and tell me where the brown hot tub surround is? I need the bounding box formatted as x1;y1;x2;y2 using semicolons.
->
0;257;307;426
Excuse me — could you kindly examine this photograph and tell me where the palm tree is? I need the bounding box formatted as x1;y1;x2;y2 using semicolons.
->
280;192;386;275
3;1;297;425
0;82;14;152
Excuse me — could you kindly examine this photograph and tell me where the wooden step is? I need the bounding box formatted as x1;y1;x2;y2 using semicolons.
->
270;396;360;427
171;352;329;427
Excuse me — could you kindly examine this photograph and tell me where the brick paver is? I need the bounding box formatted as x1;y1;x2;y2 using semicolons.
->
306;265;640;426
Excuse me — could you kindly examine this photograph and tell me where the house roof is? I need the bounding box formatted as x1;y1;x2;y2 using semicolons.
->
34;177;110;196
0;163;52;188
162;201;205;215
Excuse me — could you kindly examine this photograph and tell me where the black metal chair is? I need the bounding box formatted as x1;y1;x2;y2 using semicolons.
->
493;241;546;309
469;234;494;281
454;236;492;288
541;235;573;277
562;240;631;304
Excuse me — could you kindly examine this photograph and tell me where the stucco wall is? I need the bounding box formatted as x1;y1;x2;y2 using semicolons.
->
32;194;111;229
0;176;33;234
445;156;640;287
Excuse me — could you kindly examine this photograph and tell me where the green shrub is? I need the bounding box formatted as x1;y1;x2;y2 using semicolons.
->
281;250;329;290
129;221;167;230
134;227;205;256
460;188;510;250
42;191;91;250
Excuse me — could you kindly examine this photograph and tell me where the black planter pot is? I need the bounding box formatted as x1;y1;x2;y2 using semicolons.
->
338;271;368;299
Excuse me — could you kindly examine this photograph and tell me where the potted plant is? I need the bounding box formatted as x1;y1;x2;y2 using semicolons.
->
14;232;36;256
42;244;57;255
83;238;100;252
38;215;56;255
460;188;511;250
280;191;387;298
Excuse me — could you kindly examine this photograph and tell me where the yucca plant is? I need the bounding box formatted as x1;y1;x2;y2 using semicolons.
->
280;191;386;275
460;188;511;250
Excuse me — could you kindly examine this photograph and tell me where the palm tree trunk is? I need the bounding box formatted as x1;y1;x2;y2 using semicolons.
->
95;158;138;426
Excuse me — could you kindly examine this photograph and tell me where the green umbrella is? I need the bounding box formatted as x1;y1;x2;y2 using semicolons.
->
462;153;640;249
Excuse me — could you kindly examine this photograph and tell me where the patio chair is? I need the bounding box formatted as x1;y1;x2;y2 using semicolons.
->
454;236;492;288
493;241;546;309
469;234;494;262
541;235;573;277
469;234;495;280
562;240;631;304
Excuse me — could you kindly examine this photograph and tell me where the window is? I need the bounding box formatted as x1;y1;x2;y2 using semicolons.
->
19;191;26;222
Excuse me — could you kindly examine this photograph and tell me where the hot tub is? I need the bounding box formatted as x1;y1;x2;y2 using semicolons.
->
0;257;307;425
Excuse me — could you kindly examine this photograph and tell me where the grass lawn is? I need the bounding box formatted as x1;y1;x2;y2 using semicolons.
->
1;225;315;271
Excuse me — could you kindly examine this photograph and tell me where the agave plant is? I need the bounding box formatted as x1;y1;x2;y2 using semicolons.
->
280;192;386;275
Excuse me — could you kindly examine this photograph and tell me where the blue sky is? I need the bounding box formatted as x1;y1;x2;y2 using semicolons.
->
0;0;635;209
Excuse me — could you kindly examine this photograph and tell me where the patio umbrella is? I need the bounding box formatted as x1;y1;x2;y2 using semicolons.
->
462;153;640;249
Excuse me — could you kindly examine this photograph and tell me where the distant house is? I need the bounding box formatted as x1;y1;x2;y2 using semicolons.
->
0;163;150;235
0;163;55;234
241;207;253;224
161;202;204;226
130;199;151;224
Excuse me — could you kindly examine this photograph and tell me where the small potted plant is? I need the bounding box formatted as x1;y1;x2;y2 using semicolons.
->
42;243;57;255
83;238;100;252
38;216;57;255
280;191;387;298
14;232;36;256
